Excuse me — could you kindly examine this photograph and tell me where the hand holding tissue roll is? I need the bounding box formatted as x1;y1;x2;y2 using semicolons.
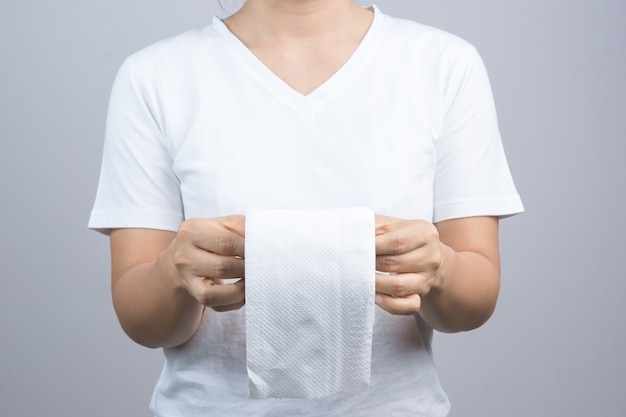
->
244;208;376;400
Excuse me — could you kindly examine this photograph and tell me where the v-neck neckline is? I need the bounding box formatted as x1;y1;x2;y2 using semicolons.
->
211;5;384;115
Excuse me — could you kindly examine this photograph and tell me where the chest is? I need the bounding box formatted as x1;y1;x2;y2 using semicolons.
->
168;83;438;219
157;32;446;219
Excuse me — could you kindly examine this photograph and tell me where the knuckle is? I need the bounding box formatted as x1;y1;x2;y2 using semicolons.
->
211;259;231;278
390;235;409;253
178;218;196;235
426;250;443;270
379;256;399;270
172;249;189;270
405;303;420;315
215;234;236;254
386;296;421;316
197;286;216;306
426;224;440;241
390;276;408;297
402;297;421;316
176;226;191;242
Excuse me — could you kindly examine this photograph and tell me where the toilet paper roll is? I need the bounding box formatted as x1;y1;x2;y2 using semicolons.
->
245;207;376;399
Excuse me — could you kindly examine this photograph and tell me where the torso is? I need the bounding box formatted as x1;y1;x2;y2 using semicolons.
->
91;7;520;415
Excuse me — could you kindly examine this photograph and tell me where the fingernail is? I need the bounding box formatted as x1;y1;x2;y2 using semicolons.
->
375;295;383;305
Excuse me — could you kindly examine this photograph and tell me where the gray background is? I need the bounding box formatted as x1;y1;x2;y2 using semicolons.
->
1;0;624;416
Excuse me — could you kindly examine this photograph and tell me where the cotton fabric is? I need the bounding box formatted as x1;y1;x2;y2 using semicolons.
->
89;5;523;416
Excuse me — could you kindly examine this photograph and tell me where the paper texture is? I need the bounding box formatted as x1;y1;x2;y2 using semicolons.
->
245;207;376;399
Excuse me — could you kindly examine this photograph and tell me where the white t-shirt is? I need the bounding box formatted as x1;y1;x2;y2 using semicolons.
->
89;6;523;417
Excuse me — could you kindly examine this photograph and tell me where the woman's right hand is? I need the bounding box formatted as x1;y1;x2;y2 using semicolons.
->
167;215;246;312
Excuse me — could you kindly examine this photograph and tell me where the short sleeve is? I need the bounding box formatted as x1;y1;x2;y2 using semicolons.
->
433;46;523;223
88;58;183;234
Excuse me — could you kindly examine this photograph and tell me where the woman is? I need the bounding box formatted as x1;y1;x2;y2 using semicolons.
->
89;0;523;415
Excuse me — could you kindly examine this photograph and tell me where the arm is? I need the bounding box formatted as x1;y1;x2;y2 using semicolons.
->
110;216;246;349
375;215;500;333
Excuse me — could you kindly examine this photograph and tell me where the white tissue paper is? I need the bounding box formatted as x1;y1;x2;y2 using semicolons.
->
245;207;376;399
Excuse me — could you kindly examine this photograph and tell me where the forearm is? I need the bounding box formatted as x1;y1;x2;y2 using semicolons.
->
112;246;204;349
419;243;500;333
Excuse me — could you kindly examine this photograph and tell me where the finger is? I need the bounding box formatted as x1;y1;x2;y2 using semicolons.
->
189;278;246;308
194;225;245;257
374;214;399;233
375;292;421;316
192;252;245;280
376;243;443;274
375;224;425;256
212;299;246;312
375;272;428;298
222;214;246;237
375;250;422;273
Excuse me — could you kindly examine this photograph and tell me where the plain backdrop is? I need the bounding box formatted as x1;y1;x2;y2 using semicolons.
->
1;1;625;416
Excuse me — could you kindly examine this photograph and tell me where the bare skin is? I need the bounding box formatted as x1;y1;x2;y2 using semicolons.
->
109;0;502;348
111;215;500;347
223;0;374;95
375;215;500;332
111;217;246;348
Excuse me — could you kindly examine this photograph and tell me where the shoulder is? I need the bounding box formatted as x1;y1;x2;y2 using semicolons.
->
377;9;479;64
111;20;231;97
120;28;209;76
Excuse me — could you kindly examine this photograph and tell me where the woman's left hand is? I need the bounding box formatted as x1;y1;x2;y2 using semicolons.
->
374;215;447;315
